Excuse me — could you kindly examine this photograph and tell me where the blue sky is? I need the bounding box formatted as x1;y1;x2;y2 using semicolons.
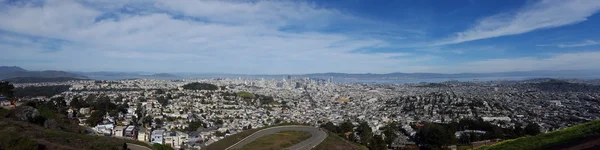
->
2;0;600;74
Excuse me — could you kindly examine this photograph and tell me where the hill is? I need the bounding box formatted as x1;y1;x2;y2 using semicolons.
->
0;105;151;150
313;131;368;150
2;77;89;83
477;119;600;150
0;66;27;72
0;66;88;79
148;73;178;78
77;72;180;80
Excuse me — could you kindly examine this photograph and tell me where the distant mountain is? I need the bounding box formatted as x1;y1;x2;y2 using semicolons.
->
148;73;178;77
2;77;90;83
301;70;600;79
0;66;88;79
0;66;27;72
78;71;180;80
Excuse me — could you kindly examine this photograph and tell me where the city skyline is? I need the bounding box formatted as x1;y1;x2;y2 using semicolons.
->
3;0;600;74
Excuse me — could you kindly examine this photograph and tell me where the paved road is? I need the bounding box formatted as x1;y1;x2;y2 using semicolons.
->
226;125;328;150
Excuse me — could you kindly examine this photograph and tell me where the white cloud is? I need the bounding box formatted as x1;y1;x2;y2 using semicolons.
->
537;40;600;48
435;0;600;45
435;51;600;73
1;0;423;74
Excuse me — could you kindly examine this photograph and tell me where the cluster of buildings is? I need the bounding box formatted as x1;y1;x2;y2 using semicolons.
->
12;77;600;149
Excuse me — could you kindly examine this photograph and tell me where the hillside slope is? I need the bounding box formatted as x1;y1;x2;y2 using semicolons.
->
477;119;600;150
201;124;365;150
0;107;150;150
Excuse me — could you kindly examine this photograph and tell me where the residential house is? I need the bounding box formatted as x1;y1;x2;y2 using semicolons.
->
113;126;126;137
151;129;166;144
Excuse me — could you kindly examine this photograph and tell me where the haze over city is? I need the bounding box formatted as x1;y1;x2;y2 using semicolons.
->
3;0;600;74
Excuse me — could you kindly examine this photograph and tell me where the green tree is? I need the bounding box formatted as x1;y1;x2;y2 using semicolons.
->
155;118;164;127
368;134;387;150
383;122;399;147
525;123;541;136
321;121;339;133
513;123;524;137
416;123;456;149
348;132;357;143
0;81;15;98
70;97;82;108
187;120;203;132
340;119;354;133
357;121;373;145
86;110;106;126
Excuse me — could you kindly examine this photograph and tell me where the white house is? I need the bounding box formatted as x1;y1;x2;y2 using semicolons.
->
151;129;166;144
94;123;114;136
164;131;188;149
113;126;126;137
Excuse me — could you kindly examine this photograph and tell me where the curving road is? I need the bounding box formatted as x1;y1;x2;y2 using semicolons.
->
226;125;327;150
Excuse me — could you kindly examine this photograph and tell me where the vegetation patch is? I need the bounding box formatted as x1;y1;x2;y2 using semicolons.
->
314;131;368;150
202;122;309;150
235;131;312;150
182;82;219;90
236;91;255;99
14;85;71;98
477;119;600;150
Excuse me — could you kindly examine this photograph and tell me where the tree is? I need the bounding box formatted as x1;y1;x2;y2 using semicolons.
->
340;120;354;133
357;121;373;145
416;123;456;149
513;123;524;137
525;123;541;136
322;121;339;133
0;81;15;98
70;97;82;108
348;132;357;143
122;143;128;150
368;134;387;150
187;120;203;132
155;118;164;127
383;122;399;147
143;116;153;125
86;110;106;126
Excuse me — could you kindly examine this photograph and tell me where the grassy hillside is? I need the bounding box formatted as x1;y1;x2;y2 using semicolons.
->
201;123;309;150
235;131;312;150
313;131;368;150
477;119;600;150
202;123;365;150
0;107;151;150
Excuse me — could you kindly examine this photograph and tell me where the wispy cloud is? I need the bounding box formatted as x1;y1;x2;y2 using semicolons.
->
537;40;600;48
0;0;428;74
433;51;600;73
434;0;600;46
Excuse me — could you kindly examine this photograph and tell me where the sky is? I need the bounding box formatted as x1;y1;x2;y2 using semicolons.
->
2;0;600;74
